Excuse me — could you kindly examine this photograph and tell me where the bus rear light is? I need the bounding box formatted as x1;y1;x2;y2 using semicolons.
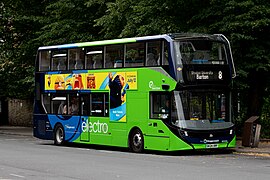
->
45;121;52;130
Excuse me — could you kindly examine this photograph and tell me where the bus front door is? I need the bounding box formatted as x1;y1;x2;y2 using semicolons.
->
146;119;170;151
80;95;90;142
80;116;90;142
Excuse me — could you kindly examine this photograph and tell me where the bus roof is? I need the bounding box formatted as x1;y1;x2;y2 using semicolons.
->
38;34;169;51
38;33;226;51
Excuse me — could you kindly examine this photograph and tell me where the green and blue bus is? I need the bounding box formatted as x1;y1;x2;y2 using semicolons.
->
33;33;236;152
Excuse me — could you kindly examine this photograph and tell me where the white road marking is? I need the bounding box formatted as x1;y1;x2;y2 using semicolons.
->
10;173;25;178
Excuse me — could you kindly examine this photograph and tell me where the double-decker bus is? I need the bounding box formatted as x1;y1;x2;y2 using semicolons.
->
33;33;236;152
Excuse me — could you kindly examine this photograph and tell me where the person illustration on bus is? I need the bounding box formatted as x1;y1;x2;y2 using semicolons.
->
108;72;129;109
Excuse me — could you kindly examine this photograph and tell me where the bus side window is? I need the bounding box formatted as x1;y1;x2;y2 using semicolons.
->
106;44;124;68
146;41;161;66
90;93;109;117
57;101;66;114
162;41;169;65
80;94;90;116
68;48;84;70
86;46;104;69
51;50;67;71
66;95;79;115
42;94;51;114
39;51;50;71
93;55;103;69
125;43;145;67
50;95;67;115
150;93;170;119
104;54;114;68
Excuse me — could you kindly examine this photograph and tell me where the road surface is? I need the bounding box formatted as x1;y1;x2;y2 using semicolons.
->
0;134;269;180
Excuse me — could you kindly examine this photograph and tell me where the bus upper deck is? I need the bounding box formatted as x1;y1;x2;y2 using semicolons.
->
37;33;235;84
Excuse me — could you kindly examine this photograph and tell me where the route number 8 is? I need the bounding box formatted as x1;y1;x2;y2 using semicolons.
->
218;71;222;79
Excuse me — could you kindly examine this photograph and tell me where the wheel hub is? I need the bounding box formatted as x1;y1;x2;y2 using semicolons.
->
56;128;63;143
133;133;142;147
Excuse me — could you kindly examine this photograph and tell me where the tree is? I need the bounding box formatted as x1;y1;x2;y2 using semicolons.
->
36;0;104;45
90;0;206;38
0;0;46;98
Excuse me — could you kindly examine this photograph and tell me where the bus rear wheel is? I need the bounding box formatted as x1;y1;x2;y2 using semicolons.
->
129;129;144;153
54;124;65;145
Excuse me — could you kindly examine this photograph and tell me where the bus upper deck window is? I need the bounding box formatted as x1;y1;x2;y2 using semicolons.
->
162;41;169;65
68;49;84;70
104;54;114;68
51;50;67;71
210;42;227;64
39;51;50;71
180;40;227;65
125;43;144;67
86;47;104;69
146;41;161;66
106;44;124;68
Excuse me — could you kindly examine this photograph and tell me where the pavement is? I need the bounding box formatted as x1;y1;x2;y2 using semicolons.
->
0;126;33;137
0;126;270;157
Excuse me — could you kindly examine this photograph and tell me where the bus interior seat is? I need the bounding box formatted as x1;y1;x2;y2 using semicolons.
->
93;60;102;69
105;61;113;68
192;51;210;64
75;59;84;69
146;53;157;66
114;61;123;68
57;102;65;114
157;56;160;65
125;59;143;67
57;59;66;70
105;55;114;68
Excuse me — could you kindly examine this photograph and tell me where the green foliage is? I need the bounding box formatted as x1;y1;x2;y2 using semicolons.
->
0;0;44;98
261;95;270;138
35;0;104;45
91;0;205;38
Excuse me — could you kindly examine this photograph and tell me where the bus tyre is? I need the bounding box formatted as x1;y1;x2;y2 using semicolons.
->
129;129;144;153
54;124;65;145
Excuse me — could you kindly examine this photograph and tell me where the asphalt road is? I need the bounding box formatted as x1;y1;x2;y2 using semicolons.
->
0;134;269;180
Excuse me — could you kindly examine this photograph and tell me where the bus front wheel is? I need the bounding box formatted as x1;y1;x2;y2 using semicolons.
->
54;124;65;145
129;128;144;153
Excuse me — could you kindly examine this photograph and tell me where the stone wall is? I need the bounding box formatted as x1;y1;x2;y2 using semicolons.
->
8;99;33;127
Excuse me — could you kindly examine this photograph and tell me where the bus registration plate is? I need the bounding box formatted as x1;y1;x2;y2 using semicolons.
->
206;144;218;148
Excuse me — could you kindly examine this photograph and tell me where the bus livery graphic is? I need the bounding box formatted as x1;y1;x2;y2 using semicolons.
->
45;71;137;91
